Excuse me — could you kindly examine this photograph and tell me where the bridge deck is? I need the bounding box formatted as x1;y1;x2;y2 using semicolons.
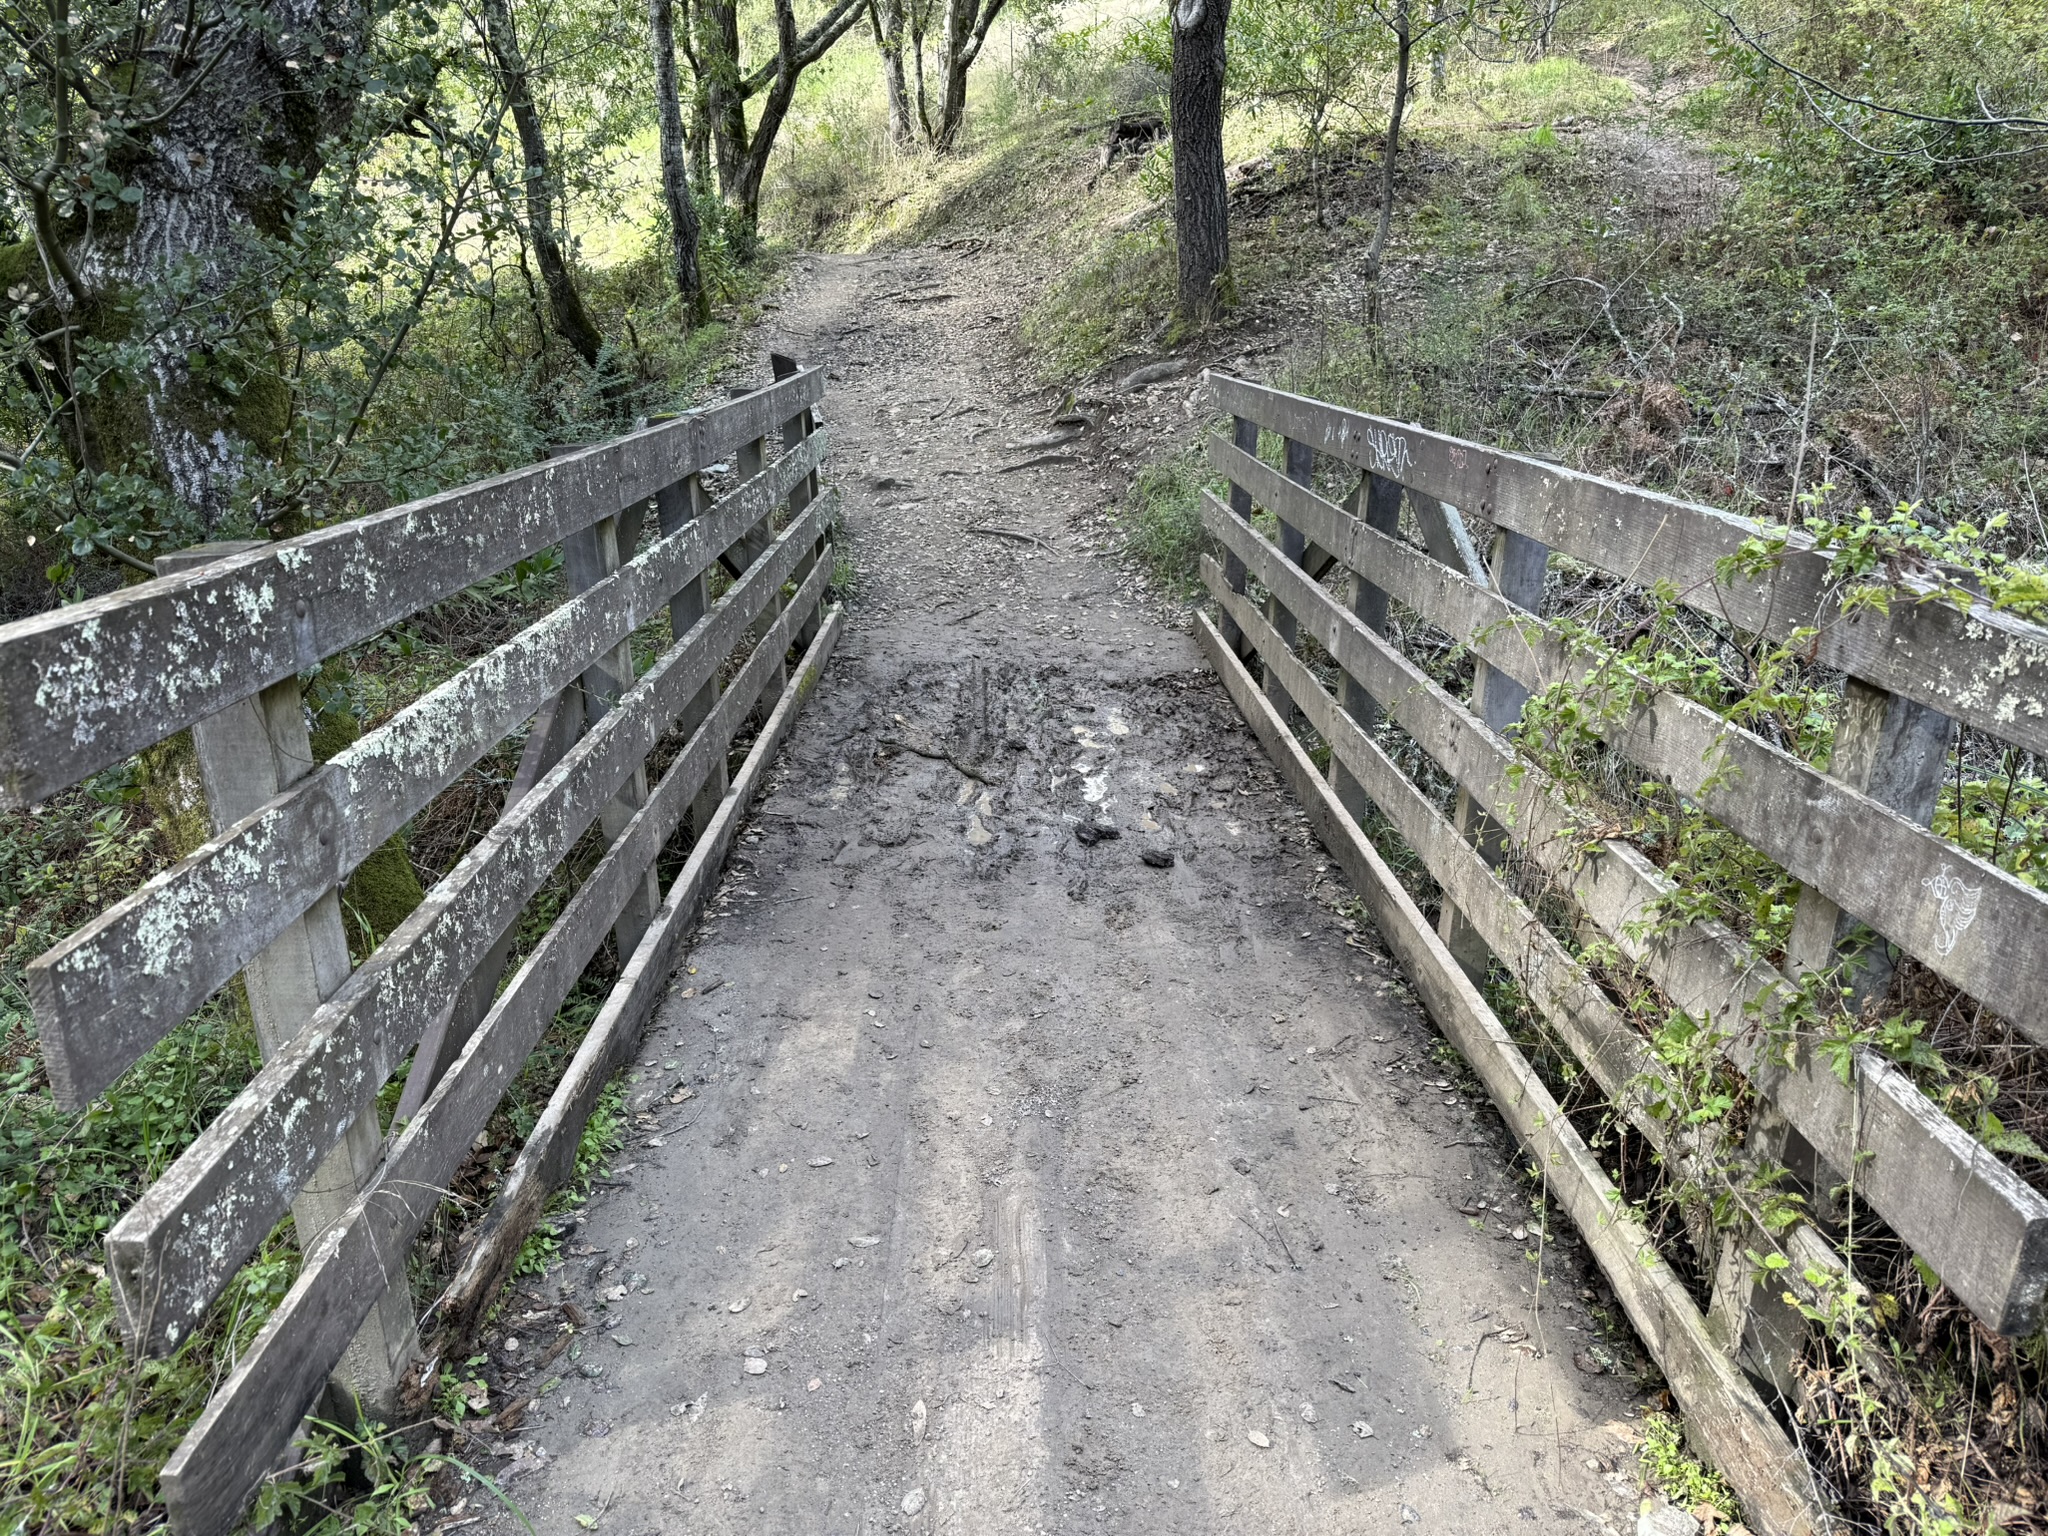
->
493;251;1639;1535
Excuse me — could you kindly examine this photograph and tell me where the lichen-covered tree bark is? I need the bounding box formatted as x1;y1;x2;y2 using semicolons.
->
46;0;371;531
1170;0;1233;321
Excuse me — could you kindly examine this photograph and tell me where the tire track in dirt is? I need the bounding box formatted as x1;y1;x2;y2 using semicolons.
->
476;245;1655;1535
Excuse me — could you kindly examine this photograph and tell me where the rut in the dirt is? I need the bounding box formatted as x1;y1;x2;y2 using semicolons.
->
465;247;1648;1535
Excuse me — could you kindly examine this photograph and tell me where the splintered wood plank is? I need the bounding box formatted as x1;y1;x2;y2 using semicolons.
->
154;580;841;1536
1194;611;1828;1536
103;498;835;1353
0;370;824;809
30;432;827;1110
1203;491;2048;1335
1206;436;2048;1048
1204;370;2048;761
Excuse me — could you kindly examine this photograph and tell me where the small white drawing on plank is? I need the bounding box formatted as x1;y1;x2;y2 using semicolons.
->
1922;864;1982;956
1365;426;1412;478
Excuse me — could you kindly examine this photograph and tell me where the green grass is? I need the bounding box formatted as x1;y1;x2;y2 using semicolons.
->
1117;454;1215;597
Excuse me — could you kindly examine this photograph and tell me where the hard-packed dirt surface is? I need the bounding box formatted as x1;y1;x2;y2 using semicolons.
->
475;248;1650;1534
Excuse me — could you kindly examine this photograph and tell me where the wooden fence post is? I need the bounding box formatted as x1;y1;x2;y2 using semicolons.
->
1710;676;1955;1388
1220;416;1261;661
772;352;827;650
1331;473;1404;823
157;542;414;1420
562;506;663;957
1258;437;1315;723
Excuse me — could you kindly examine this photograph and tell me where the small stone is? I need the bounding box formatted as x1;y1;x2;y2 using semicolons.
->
1140;847;1175;868
1131;1402;1146;1418
1511;1225;1529;1242
578;1362;604;1379
833;1257;849;1269
1247;1429;1271;1448
611;1333;634;1348
1300;1403;1317;1423
1351;1421;1375;1438
793;1289;810;1300
901;1488;927;1516
743;1357;768;1376
809;1156;835;1167
974;1247;995;1268
1401;1505;1420;1524
728;1299;749;1313
1636;1506;1702;1536
807;1377;823;1391
848;1234;882;1248
1573;1350;1606;1375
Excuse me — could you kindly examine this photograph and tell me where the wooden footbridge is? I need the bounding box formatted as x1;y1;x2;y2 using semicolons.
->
4;359;2046;1535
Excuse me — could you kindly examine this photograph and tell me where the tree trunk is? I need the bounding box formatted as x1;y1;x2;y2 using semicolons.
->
1169;0;1232;322
728;0;868;237
698;0;751;197
482;0;607;369
649;0;710;326
870;0;915;147
52;0;366;532
1430;0;1447;93
1364;0;1412;280
931;0;1004;151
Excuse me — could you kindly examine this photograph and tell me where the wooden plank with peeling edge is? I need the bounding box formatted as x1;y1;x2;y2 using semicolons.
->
29;433;828;1110
1193;612;1828;1536
1203;371;2048;761
0;370;823;809
103;497;835;1353
1203;492;2048;1334
1207;437;2048;1047
155;583;841;1536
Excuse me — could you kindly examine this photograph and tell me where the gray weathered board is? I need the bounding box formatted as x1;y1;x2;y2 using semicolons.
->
0;369;823;807
108;496;835;1351
159;593;844;1536
1206;436;2048;1048
31;432;829;1108
1202;487;2048;1337
1204;371;2048;762
1194;612;1828;1536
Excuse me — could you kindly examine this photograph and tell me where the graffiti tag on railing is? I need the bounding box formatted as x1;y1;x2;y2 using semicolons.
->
1365;426;1412;478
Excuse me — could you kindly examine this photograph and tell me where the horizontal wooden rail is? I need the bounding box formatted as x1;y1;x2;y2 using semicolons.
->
157;583;843;1536
107;495;835;1351
0;368;822;808
1194;611;1828;1536
30;429;828;1108
1208;436;2048;1047
1202;491;2048;1336
1205;372;2048;762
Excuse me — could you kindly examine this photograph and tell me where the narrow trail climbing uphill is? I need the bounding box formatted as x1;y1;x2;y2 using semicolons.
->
495;248;1643;1534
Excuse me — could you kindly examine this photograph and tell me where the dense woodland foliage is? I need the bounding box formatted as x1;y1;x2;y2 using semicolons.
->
2;0;2047;1530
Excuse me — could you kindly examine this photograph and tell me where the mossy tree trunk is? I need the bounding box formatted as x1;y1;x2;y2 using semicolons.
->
38;0;369;532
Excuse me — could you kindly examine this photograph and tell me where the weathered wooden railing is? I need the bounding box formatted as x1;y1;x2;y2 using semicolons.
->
0;362;840;1533
1196;371;2048;1536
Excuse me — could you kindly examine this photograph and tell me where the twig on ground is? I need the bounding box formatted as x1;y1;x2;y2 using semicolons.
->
967;524;1056;551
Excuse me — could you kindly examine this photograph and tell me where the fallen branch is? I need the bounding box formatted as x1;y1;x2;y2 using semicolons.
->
967;524;1056;551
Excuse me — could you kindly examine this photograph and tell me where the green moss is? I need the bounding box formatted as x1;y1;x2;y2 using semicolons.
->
135;731;211;861
306;678;424;955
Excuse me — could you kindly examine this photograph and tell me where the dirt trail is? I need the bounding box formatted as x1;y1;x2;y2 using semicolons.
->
486;247;1645;1534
